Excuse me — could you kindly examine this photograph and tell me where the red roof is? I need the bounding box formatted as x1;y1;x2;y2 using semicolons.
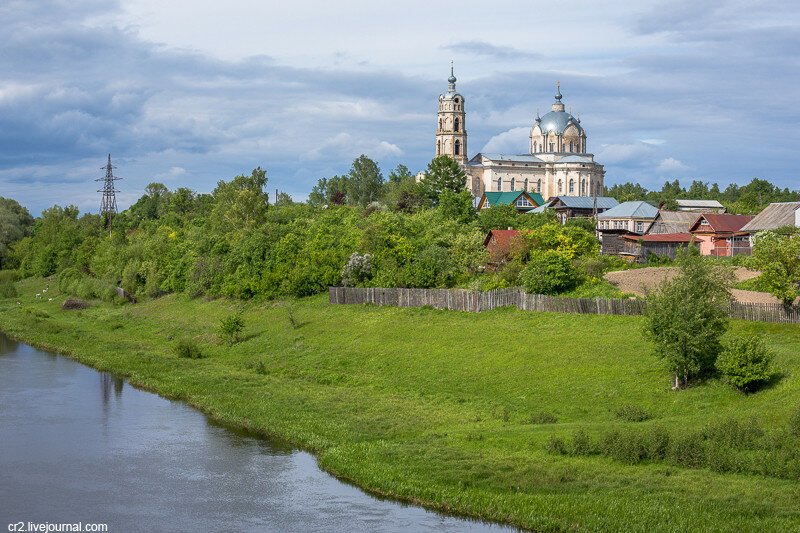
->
483;229;521;248
622;233;695;243
690;214;754;234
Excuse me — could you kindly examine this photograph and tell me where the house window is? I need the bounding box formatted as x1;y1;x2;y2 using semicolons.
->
497;177;502;191
569;179;575;194
636;221;644;233
454;117;460;132
511;178;516;191
454;139;461;155
516;197;533;207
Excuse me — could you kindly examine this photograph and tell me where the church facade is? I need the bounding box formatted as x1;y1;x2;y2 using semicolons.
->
435;68;605;200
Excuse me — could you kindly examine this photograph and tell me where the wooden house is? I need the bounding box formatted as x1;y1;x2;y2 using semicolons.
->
597;201;659;255
647;210;700;234
620;233;696;262
740;202;800;236
688;213;754;256
477;191;545;213
538;196;619;223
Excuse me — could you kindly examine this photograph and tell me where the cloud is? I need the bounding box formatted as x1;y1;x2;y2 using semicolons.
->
443;40;540;60
305;133;403;161
656;157;689;173
480;127;529;154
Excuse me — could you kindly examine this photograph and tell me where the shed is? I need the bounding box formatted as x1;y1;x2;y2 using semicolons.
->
740;202;800;233
675;199;726;213
621;233;696;261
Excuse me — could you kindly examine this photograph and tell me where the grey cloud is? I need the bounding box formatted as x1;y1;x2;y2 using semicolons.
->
443;40;540;60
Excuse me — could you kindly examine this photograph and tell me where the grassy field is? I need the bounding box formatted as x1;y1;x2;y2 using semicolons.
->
2;277;800;531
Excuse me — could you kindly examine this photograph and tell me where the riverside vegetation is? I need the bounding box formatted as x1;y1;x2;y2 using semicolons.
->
2;159;800;530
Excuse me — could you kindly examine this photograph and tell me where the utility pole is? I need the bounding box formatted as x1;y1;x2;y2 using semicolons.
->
96;154;121;235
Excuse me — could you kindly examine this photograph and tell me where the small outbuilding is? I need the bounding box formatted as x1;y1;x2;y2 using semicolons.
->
621;233;696;262
740;202;800;234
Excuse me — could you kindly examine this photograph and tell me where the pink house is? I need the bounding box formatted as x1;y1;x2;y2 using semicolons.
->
688;214;754;257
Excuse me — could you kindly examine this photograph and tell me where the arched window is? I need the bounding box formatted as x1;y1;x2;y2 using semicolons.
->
558;179;563;193
497;178;502;191
524;178;529;190
454;139;461;155
436;140;440;155
454;117;460;132
537;178;542;192
569;179;575;194
511;178;516;191
569;141;574;152
549;142;554;151
580;180;586;195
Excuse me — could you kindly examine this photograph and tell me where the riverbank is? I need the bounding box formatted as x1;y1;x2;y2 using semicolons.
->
2;277;800;531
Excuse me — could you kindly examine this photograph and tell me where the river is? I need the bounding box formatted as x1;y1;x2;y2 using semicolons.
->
0;334;513;532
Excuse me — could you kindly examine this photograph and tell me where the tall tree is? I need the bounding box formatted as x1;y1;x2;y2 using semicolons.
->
210;167;269;232
0;197;34;269
308;175;349;206
645;249;733;389
347;155;384;207
420;155;466;205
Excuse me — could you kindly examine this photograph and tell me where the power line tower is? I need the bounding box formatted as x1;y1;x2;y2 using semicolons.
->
96;154;121;232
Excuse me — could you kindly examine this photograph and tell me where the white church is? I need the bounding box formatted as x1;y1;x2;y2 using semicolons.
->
434;66;605;200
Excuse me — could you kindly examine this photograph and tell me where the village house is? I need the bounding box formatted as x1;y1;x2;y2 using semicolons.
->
533;195;618;223
620;233;695;262
647;210;704;234
477;191;545;213
597;201;659;255
483;229;525;268
740;202;800;238
688;213;754;256
675;199;726;213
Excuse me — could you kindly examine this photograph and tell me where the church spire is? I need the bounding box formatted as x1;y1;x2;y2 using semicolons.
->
447;61;457;91
555;80;562;101
551;80;565;112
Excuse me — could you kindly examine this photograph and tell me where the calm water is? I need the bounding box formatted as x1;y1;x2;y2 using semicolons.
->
0;334;512;532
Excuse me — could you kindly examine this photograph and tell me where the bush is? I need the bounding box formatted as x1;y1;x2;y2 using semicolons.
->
789;404;800;438
519;250;580;295
615;404;651;422
219;313;245;346
62;298;89;310
0;279;17;298
341;252;373;287
668;432;705;468
529;411;557;424
174;338;204;359
571;428;597;456
716;334;776;392
545;435;568;455
600;429;649;464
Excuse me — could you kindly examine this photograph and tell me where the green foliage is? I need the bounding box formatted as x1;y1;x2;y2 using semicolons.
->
529;411;557;424
219;313;244;346
0;273;17;298
790;404;800;438
519;250;581;295
717;334;776;392
749;229;800;305
615;404;651;422
174;338;205;359
420;155;466;205
347;155;384;207
0;197;34;268
645;250;733;388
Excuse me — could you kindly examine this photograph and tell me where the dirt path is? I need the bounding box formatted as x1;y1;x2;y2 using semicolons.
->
603;266;784;304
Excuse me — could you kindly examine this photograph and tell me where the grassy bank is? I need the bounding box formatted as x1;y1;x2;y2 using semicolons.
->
2;278;800;531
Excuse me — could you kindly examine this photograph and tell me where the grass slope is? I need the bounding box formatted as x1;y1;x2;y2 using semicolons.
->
2;278;800;531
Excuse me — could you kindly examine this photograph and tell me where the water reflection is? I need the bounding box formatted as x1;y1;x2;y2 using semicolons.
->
0;334;513;532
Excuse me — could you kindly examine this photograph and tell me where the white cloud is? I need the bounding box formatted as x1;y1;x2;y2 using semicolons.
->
304;132;402;161
656;157;689;173
596;142;656;165
480;127;529;154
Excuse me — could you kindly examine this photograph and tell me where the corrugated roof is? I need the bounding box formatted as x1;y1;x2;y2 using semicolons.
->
483;229;521;248
690;214;754;234
676;199;725;208
551;196;618;209
597;201;659;219
647;210;700;234
479;153;545;163
557;155;594;163
741;202;800;232
622;233;694;243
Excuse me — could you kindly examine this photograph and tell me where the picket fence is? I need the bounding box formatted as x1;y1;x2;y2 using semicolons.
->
329;286;800;324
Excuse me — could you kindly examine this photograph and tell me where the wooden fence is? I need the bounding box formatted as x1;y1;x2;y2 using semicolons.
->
329;286;800;324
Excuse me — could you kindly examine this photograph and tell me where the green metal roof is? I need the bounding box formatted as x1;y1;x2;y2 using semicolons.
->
483;191;544;208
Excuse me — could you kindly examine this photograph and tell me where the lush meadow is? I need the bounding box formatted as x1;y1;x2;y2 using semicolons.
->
2;278;800;531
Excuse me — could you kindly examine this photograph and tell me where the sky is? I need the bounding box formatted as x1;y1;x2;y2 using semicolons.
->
1;0;799;215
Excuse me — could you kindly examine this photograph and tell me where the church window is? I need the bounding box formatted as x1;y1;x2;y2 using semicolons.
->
524;178;529;190
438;118;442;130
455;97;459;103
511;178;516;191
497;178;502;190
558;179;563;193
454;118;460;132
454;139;461;155
436;140;440;155
549;142;554;151
580;180;586;195
569;141;574;152
537;178;541;192
569;179;575;194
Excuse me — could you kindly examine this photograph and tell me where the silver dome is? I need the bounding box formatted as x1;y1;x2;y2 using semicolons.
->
536;110;583;135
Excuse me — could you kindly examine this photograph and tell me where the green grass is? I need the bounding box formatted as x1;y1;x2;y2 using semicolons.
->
2;277;800;531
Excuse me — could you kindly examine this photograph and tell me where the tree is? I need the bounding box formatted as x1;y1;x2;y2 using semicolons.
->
519;249;581;295
346;155;384;207
716;334;776;393
387;164;413;184
437;190;476;224
0;197;34;269
210;167;269;232
308;175;349;206
219;313;244;346
644;250;733;389
749;228;800;305
420;155;466;205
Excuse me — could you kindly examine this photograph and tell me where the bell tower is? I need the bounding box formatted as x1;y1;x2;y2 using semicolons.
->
435;63;467;164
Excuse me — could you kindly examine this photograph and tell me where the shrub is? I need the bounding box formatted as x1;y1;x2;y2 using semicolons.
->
529;411;557;424
62;298;89;310
716;334;776;392
600;429;649;464
668;432;705;468
174;338;204;359
615;404;651;422
0;278;17;298
705;418;763;449
571;428;597;456
545;435;568;455
219;313;245;346
341;252;373;287
519;250;580;295
789;404;800;438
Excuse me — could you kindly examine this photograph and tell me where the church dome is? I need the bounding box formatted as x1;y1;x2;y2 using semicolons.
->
536;110;583;135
